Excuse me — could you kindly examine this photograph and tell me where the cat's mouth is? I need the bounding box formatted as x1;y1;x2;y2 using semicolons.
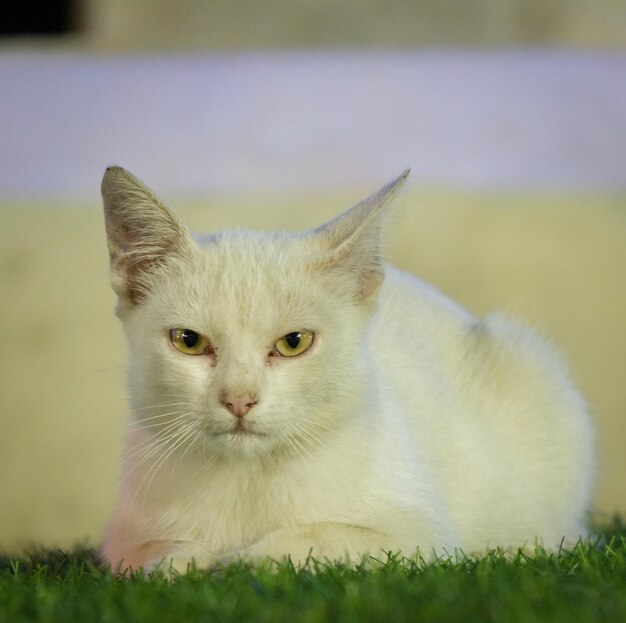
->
200;416;267;440
223;421;266;438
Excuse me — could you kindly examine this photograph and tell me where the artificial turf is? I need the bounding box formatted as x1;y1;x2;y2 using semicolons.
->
1;520;625;623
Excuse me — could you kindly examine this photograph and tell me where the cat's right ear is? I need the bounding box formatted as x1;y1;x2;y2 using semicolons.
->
101;166;192;306
308;170;409;301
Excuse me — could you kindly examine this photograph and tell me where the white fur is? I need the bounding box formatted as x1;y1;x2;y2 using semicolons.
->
100;166;594;572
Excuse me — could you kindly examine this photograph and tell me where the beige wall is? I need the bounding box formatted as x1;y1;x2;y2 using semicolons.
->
1;190;624;552
79;0;626;50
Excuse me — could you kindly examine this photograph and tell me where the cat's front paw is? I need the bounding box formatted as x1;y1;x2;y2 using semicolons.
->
144;544;219;577
215;543;311;571
224;523;388;569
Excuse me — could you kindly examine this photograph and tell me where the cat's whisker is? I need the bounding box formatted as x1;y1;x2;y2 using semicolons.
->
174;421;204;467
139;423;199;504
124;433;181;473
284;425;316;465
128;419;185;432
287;413;343;448
288;420;319;446
124;414;194;467
129;410;191;430
152;423;198;473
130;401;193;413
306;416;353;442
129;423;195;505
128;430;185;467
126;417;191;450
196;436;219;473
283;434;307;464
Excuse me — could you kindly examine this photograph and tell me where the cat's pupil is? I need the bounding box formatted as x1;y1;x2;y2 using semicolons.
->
285;332;301;349
183;330;199;348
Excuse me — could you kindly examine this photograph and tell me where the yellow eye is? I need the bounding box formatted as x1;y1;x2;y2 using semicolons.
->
274;329;315;357
170;328;211;355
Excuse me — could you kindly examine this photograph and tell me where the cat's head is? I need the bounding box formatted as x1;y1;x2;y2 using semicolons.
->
102;166;408;461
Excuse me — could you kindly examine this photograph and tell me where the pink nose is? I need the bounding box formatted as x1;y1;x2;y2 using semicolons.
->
220;394;258;419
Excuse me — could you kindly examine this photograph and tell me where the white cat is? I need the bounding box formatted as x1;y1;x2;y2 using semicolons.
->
100;166;594;573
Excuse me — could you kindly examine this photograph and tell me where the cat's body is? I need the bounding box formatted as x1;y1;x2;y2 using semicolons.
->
100;166;593;572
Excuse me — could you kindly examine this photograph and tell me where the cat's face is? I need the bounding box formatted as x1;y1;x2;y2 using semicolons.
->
102;166;408;462
123;232;374;460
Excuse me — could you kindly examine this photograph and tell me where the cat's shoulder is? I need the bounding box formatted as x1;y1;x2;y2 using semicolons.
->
378;265;475;328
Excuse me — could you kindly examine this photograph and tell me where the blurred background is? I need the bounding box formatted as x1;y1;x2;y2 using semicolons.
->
1;1;625;553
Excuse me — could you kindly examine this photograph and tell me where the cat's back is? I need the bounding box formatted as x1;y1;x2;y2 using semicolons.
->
371;264;588;430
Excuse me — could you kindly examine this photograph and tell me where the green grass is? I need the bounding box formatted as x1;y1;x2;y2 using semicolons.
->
1;520;625;623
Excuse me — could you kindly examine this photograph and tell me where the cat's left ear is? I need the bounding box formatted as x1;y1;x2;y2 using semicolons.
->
310;170;409;299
